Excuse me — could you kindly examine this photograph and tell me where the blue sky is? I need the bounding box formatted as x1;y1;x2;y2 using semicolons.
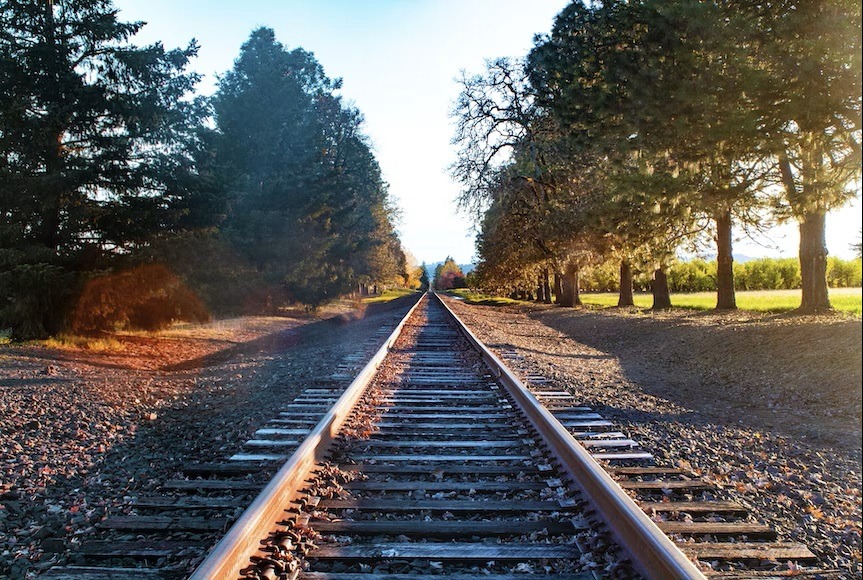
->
114;0;861;264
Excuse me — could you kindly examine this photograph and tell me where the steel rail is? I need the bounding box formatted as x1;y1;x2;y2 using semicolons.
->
190;292;426;580
434;293;706;580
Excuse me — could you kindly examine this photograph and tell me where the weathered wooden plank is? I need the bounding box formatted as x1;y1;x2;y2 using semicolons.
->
552;413;604;420
619;480;711;491
679;542;816;560
573;431;627;439
336;464;540;475
41;567;170;579
378;413;510;420
301;573;594;580
255;428;311;436
99;515;228;532
397;378;487;385
129;495;245;510
182;462;273;476
561;420;615;429
312;519;579;536
243;439;300;448
706;571;842;578
379;397;497;404
79;541;198;558
279;411;329;417
657;522;775;537
308;542;580;561
162;479;260;492
268;418;320;425
344;480;548;491
360;440;522;448
349;454;531;462
591;451;654;461
375;422;512;430
581;439;638;448
609;467;686;476
379;390;494;397
370;430;516;439
229;453;289;462
640;501;747;514
316;498;579;512
381;405;508;412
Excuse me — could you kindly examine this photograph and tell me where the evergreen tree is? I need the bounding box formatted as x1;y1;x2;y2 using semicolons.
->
211;28;403;307
418;262;430;291
0;0;202;338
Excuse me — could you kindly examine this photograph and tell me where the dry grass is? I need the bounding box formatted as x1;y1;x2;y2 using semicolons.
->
117;316;298;343
38;334;125;352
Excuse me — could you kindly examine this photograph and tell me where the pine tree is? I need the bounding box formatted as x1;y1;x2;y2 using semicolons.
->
0;0;202;338
212;28;403;307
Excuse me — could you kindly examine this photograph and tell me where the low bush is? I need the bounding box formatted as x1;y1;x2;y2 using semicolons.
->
70;264;210;334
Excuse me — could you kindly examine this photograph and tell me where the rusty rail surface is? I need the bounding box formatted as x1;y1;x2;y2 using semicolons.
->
434;292;706;580
192;290;705;579
189;293;425;579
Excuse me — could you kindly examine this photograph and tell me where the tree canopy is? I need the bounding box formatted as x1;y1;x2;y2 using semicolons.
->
211;28;405;306
0;5;409;338
453;0;861;312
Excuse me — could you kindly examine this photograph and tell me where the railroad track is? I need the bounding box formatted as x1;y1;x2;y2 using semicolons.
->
43;293;828;579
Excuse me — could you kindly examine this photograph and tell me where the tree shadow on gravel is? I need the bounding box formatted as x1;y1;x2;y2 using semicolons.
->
0;377;72;387
524;307;862;456
164;295;420;372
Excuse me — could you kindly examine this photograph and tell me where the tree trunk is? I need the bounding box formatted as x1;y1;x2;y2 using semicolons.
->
560;265;576;307
715;209;737;309
543;268;552;304
798;209;831;311
573;267;582;306
536;273;544;302
561;263;582;307
553;273;562;304
651;267;672;309
617;259;634;307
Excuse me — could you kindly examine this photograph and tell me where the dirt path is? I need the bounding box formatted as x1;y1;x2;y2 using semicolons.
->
445;297;862;576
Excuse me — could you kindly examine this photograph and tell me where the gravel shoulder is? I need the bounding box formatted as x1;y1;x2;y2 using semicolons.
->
0;296;418;579
444;296;862;577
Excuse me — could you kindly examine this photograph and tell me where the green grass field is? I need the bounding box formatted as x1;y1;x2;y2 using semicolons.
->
451;287;862;315
362;288;420;304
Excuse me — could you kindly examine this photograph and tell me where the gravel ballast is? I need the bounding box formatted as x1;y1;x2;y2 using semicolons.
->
444;296;862;578
0;296;418;579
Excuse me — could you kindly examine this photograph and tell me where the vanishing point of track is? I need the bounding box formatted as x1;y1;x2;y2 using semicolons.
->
43;293;824;580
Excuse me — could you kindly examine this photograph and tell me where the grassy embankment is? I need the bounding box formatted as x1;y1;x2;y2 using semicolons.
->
449;287;863;316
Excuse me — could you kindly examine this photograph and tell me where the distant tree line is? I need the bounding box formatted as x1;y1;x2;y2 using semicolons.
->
433;257;467;291
534;256;860;295
452;0;860;312
0;2;415;339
